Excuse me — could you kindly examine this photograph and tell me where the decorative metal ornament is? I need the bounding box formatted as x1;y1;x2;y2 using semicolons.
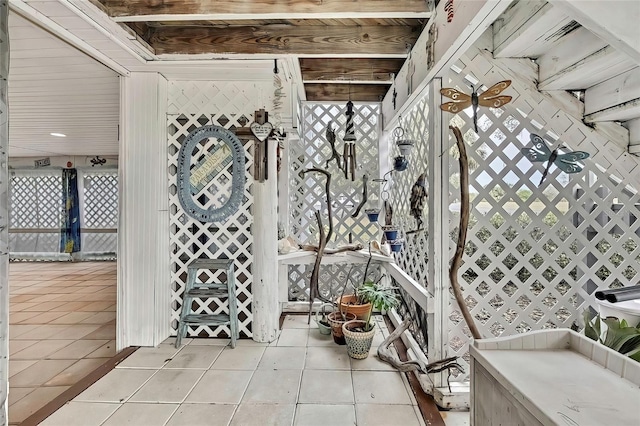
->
440;80;512;133
410;173;427;230
520;133;590;185
177;125;246;222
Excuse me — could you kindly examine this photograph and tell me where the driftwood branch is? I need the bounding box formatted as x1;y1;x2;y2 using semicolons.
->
302;167;334;323
377;319;426;373
449;126;482;340
325;125;344;172
301;244;364;254
351;174;368;218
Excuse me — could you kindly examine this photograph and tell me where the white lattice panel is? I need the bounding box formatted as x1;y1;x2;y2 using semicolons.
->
288;102;381;298
10;171;62;229
168;81;271;338
438;46;640;382
387;96;432;353
82;170;118;228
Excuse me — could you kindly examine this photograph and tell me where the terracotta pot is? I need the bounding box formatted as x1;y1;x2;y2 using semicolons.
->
327;311;356;345
342;319;376;359
338;295;372;320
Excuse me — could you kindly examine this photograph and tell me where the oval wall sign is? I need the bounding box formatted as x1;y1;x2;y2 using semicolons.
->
177;125;246;222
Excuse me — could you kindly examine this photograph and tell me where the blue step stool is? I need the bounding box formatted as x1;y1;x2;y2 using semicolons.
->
175;259;239;348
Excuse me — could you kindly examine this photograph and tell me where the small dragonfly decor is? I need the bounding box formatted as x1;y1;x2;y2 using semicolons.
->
440;80;512;133
521;133;590;185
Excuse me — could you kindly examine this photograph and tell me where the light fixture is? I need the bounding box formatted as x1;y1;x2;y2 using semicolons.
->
50;132;66;137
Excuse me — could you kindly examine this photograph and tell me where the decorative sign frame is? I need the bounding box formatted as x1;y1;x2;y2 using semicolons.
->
177;125;245;222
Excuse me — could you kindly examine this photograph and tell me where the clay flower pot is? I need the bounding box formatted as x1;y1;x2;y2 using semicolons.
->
338;295;372;320
327;311;356;345
342;319;376;359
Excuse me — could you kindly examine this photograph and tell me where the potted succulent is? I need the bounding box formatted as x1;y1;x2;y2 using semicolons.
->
342;280;400;359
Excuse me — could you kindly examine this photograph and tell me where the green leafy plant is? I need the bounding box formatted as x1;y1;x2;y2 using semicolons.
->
583;311;640;362
355;280;400;332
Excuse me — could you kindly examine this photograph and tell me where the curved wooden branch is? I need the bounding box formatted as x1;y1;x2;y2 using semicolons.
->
449;125;482;340
307;210;327;324
377;319;426;373
302;168;333;242
301;244;363;254
351;174;368;218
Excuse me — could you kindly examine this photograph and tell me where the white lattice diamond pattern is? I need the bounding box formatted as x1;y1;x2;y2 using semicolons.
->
168;81;270;338
440;47;640;382
288;102;380;299
10;172;62;229
387;97;431;352
83;171;118;228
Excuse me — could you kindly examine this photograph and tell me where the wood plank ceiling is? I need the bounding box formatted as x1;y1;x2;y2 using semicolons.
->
92;0;432;102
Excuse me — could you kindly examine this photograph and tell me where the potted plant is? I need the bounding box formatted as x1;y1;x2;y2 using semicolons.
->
342;280;400;359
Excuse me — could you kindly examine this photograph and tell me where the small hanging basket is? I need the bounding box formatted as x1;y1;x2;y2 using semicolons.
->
389;238;404;253
382;225;399;241
365;208;380;222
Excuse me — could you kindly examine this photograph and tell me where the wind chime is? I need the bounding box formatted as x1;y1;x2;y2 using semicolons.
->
343;100;357;181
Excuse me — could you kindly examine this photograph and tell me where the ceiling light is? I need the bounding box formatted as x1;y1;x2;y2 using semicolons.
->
50;132;66;137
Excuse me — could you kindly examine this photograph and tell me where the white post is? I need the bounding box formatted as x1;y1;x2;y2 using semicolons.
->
0;2;8;422
427;78;449;389
118;72;170;349
252;135;280;342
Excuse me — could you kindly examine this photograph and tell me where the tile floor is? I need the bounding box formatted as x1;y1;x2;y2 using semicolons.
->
42;315;427;426
8;261;117;425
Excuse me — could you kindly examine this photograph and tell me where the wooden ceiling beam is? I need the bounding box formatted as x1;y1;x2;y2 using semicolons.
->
98;0;432;21
300;58;403;83
305;83;389;102
149;25;420;56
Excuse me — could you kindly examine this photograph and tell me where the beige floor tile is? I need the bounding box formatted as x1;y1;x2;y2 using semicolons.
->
40;402;121;426
9;340;38;356
118;345;183;369
101;402;179;426
356;404;423;426
189;337;230;346
10;295;40;304
16;325;70;340
11;302;40;311
350;353;397;371
9;360;37;378
233;338;269;347
185;370;253;404
8;387;34;406
242;369;302;404
11;339;74;360
86;340;117;358
48;312;95;325
441;410;470;426
75;368;156;403
307;328;337;347
277;329;310;347
166;403;237;426
258;347;306;370
352;371;412;405
45;358;108;386
129;369;205;403
47;339;109;360
9;324;42;338
294;404;356;426
164;345;224;369
10;359;76;387
282;315;313;329
8;386;69;424
46;324;102;340
18;311;68;324
298;370;354;404
83;324;116;339
305;346;351;370
22;301;68;312
79;311;116;324
230;403;296;426
9;311;41;323
211;346;266;370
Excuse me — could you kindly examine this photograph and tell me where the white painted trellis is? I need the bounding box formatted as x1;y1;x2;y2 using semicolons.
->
287;102;381;301
168;81;273;338
441;43;640;382
81;170;118;255
0;1;8;421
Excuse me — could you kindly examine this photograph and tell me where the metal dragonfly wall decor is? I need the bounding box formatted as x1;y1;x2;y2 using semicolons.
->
520;133;590;185
440;80;512;133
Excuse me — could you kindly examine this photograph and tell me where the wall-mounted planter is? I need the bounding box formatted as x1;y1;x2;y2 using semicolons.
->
365;208;380;222
382;225;399;241
389;239;404;253
393;155;408;172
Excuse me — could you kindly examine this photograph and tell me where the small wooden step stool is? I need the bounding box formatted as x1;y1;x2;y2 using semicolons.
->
175;259;239;349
